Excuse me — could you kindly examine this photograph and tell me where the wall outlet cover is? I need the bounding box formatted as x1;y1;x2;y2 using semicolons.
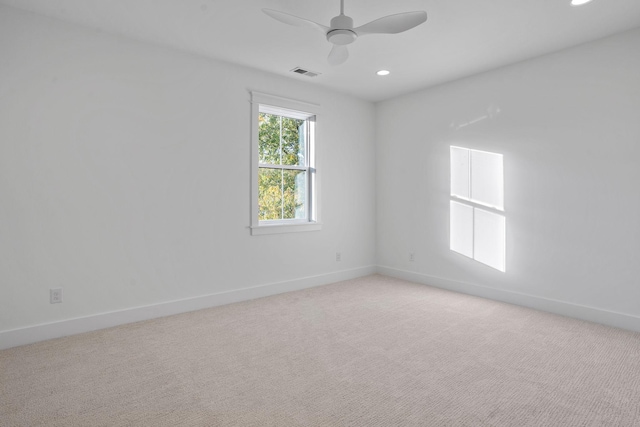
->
50;288;63;304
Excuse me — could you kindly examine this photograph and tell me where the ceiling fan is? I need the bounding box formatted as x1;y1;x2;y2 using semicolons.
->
262;0;428;66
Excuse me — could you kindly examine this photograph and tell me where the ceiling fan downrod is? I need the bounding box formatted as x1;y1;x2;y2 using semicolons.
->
327;0;357;45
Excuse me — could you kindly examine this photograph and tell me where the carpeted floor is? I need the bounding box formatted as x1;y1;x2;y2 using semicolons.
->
2;274;640;426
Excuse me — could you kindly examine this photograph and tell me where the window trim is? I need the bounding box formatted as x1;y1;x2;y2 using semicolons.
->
250;92;321;235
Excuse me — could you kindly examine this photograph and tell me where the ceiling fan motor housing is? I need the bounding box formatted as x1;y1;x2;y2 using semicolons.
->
327;14;357;45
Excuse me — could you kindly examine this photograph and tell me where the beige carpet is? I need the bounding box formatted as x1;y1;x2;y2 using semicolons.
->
2;274;640;426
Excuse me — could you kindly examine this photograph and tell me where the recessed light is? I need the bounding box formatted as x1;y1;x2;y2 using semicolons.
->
376;70;390;76
571;0;594;6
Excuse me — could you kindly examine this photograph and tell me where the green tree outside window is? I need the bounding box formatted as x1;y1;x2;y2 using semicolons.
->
258;112;308;220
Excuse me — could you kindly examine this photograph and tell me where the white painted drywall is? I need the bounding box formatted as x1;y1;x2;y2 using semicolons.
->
0;5;376;333
376;27;640;320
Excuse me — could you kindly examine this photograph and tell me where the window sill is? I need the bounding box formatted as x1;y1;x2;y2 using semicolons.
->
250;222;322;236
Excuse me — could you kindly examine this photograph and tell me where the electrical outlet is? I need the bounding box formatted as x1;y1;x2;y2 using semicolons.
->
409;252;415;262
336;252;342;262
50;288;63;304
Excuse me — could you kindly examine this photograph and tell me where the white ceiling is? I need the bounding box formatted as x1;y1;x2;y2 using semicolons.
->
2;0;640;102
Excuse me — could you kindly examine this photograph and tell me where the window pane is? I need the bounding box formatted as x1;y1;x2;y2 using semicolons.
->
450;201;473;258
283;169;307;219
258;168;283;220
451;147;470;199
281;117;305;166
474;208;506;272
471;150;504;210
258;113;281;165
259;168;307;221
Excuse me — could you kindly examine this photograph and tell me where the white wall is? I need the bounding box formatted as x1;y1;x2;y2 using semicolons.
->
0;6;376;340
376;27;640;330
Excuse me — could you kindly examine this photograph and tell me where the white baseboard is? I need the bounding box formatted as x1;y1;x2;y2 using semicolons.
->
5;265;637;351
0;266;376;350
377;265;640;333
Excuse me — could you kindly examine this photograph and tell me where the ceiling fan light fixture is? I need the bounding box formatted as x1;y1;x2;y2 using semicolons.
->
570;0;594;6
327;29;357;45
263;0;428;65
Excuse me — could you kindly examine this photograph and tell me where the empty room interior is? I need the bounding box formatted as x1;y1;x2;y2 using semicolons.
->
2;0;640;425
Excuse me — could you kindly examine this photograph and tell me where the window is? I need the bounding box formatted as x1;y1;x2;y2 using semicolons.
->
250;92;320;235
450;146;506;272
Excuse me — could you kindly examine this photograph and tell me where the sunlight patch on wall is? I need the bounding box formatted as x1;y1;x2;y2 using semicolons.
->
450;146;505;272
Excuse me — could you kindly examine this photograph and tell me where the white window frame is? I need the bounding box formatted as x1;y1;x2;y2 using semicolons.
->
250;92;321;235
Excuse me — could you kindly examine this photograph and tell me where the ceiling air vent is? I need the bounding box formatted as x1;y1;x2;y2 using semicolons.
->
291;67;321;78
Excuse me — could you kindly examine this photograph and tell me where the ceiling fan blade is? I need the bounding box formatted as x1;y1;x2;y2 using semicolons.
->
262;9;328;34
328;44;349;66
354;11;427;35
